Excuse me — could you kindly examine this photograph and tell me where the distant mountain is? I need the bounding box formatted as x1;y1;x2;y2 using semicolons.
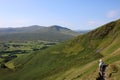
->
0;25;80;42
0;25;44;33
49;25;70;31
75;30;91;34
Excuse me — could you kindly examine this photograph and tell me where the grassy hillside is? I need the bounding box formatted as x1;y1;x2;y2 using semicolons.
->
0;19;120;80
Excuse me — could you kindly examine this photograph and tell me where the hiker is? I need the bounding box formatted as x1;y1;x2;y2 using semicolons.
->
99;59;104;76
97;59;108;80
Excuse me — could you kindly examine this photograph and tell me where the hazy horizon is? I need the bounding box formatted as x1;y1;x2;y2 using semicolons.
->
0;0;120;30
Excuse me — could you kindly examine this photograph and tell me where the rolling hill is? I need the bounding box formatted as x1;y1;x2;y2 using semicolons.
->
0;25;79;42
0;19;120;80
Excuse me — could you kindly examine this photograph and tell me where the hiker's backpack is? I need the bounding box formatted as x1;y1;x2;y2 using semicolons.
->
99;62;104;70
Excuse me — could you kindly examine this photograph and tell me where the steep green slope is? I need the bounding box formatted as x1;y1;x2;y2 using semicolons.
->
0;19;120;80
60;19;120;80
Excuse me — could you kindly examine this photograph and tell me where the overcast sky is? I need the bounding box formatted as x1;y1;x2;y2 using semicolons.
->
0;0;120;30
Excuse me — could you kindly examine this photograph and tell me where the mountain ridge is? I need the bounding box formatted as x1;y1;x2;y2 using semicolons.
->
0;25;80;42
0;25;71;33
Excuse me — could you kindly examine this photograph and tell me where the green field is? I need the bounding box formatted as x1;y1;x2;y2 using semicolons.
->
0;40;57;69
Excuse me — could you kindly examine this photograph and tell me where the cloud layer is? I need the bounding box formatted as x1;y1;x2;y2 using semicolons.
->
107;10;119;18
